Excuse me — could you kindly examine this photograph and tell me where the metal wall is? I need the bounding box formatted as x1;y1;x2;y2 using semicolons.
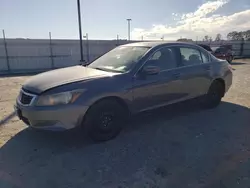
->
0;39;249;74
0;39;133;74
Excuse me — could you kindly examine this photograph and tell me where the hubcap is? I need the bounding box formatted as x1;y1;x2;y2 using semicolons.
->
100;112;114;130
210;85;221;101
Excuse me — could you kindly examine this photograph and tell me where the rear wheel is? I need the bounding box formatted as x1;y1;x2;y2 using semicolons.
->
203;80;225;108
84;100;127;142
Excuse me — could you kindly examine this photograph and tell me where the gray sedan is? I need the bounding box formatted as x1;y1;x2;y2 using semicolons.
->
15;42;233;141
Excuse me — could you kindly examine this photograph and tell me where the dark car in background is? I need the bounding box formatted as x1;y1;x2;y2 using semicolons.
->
15;42;233;142
199;44;234;63
213;46;234;63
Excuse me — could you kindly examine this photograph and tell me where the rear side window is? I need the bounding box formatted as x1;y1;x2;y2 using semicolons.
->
180;47;202;66
201;52;210;63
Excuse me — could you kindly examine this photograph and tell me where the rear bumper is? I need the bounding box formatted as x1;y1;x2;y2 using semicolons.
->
14;100;89;131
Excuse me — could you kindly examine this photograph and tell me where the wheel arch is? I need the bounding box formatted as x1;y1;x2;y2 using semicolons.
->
82;96;131;125
211;78;226;96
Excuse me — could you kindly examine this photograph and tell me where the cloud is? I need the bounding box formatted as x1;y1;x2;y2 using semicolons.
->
132;0;250;40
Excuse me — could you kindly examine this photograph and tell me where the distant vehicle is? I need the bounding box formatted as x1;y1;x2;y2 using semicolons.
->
220;44;233;51
14;42;233;142
199;44;234;63
213;46;234;63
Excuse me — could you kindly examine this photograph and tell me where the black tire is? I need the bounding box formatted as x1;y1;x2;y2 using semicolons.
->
84;100;127;142
203;81;224;109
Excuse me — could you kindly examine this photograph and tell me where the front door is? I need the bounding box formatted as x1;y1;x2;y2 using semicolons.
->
132;46;185;112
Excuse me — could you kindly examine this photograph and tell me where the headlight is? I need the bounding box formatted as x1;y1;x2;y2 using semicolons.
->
35;90;84;106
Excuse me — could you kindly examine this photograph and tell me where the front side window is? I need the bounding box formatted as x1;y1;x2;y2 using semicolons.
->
88;46;149;73
180;47;202;66
145;47;177;71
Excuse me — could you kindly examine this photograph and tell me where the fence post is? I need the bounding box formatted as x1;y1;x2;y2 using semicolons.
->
49;32;54;69
2;30;10;72
240;38;244;57
116;34;119;46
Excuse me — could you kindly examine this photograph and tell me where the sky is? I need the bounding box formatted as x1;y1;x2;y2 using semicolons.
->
1;0;250;40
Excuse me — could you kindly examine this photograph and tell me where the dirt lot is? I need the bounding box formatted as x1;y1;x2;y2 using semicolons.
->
0;60;250;188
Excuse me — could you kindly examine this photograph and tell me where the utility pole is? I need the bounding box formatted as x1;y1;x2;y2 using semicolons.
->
2;30;10;71
77;0;84;62
141;36;143;41
83;33;89;62
127;19;132;41
49;32;54;68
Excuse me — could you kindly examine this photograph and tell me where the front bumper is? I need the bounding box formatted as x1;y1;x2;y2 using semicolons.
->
14;101;89;131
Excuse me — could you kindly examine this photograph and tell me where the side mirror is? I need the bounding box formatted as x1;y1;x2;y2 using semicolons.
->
142;65;160;75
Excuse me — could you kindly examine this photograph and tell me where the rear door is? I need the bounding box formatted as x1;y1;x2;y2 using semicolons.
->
175;46;212;99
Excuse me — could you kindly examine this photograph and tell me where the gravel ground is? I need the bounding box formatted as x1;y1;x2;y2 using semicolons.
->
0;60;250;188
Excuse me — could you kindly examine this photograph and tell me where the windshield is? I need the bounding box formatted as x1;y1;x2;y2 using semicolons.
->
88;46;150;73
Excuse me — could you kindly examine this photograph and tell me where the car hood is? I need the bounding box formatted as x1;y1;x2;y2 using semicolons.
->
22;66;113;94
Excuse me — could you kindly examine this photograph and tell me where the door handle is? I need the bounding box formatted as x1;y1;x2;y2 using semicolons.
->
172;73;181;78
204;66;211;71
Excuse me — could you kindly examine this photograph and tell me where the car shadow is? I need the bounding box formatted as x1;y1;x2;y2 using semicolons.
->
0;100;250;188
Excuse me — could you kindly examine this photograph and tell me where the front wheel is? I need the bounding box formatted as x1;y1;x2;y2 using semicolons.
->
202;81;225;109
84;100;127;142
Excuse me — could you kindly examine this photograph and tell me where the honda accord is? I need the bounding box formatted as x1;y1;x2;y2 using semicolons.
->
15;42;233;141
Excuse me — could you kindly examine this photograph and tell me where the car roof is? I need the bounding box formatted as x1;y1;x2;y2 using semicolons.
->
122;41;197;48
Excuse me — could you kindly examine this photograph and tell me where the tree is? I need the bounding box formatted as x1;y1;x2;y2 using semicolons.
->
242;30;250;40
227;31;243;40
215;33;222;41
227;31;237;40
203;35;209;41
